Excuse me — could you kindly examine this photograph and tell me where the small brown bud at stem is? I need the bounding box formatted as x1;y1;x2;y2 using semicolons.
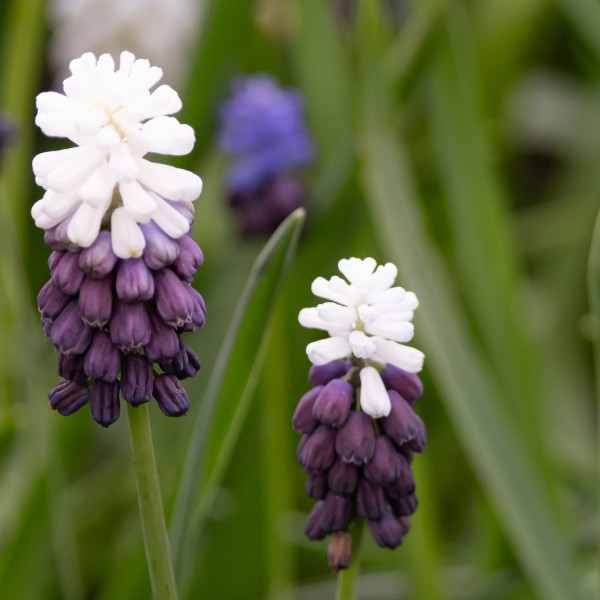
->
328;532;353;573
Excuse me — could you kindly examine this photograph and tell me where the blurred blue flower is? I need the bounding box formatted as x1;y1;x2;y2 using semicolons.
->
218;74;314;194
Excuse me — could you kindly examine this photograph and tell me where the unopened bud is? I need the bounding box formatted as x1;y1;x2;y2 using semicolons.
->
328;533;353;573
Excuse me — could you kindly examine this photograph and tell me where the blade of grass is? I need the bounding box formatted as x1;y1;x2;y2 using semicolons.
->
550;0;600;61
361;128;586;600
169;209;305;577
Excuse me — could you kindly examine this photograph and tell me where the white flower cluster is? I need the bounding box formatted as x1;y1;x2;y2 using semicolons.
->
299;257;425;418
31;51;202;258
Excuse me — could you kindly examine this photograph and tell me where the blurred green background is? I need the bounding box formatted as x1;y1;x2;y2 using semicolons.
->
0;0;597;598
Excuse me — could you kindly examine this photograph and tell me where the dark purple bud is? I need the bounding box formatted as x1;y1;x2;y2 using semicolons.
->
171;234;204;282
110;300;151;353
153;374;190;416
304;492;351;540
292;386;323;434
178;286;206;333
144;311;180;363
89;379;120;427
37;280;70;319
79;275;113;327
297;425;336;472
327;457;358;495
54;217;79;251
48;250;64;273
356;479;387;520
388;494;419;517
115;257;154;301
368;511;404;549
79;231;118;278
335;411;375;465
306;471;328;499
44;226;67;251
328;533;353;573
49;379;89;416
41;315;53;338
58;353;87;383
153;269;194;328
380;364;423;405
313;379;353;427
51;251;85;295
381;390;424;446
51;300;94;355
84;331;121;382
141;221;180;270
121;355;153;406
385;455;415;498
363;436;404;485
402;416;427;453
160;337;201;379
308;360;351;387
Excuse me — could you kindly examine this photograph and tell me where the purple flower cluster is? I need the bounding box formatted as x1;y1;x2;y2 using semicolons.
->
217;74;314;235
38;212;205;427
293;360;425;569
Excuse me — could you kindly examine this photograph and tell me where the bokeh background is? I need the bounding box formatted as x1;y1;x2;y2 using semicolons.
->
0;0;596;598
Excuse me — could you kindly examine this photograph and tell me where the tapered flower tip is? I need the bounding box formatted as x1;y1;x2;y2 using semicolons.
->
359;366;391;418
328;533;353;573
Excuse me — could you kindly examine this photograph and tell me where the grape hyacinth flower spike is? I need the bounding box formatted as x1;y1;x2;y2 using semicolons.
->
217;74;314;235
295;257;426;571
33;51;205;427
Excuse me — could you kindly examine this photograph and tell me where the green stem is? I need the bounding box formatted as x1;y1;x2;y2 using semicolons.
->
335;521;365;600
127;403;179;600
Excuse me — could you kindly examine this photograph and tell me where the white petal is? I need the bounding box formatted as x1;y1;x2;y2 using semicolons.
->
67;202;107;247
367;286;405;306
376;310;415;322
348;330;376;359
338;257;376;284
311;276;360;306
359;367;391;418
135;157;202;201
32;147;85;183
127;117;194;156
316;302;357;325
142;85;182;119
371;337;425;373
306;337;352;365
119;180;157;220
46;147;105;192
79;163;116;207
298;307;330;331
94;125;121;152
111;206;145;258
31;198;76;229
149;192;190;238
357;304;378;324
367;263;397;293
364;320;414;343
109;143;139;181
41;189;80;219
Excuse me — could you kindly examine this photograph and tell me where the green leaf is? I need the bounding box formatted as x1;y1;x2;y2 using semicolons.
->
169;208;306;582
361;129;586;600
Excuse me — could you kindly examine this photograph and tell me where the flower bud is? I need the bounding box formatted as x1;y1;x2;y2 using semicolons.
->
402;416;427;453
37;280;70;319
381;390;424;446
153;374;190;416
116;257;155;302
380;364;423;405
44;226;67;251
58;353;87;383
48;250;64;273
121;355;153;406
312;379;353;427
79;231;118;278
328;533;353;573
110;300;151;353
306;471;328;499
327;457;358;495
49;379;89;416
141;221;180;270
51;300;94;355
144;310;180;363
79;274;113;327
308;360;351;387
166;199;194;225
41;315;53;338
388;494;418;517
368;511;404;549
160;338;201;379
171;234;204;282
304;492;351;540
297;424;336;472
363;436;403;485
154;268;194;328
356;479;387;520
385;455;415;498
335;411;375;465
84;331;121;382
89;379;120;427
51;251;85;295
292;386;322;434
